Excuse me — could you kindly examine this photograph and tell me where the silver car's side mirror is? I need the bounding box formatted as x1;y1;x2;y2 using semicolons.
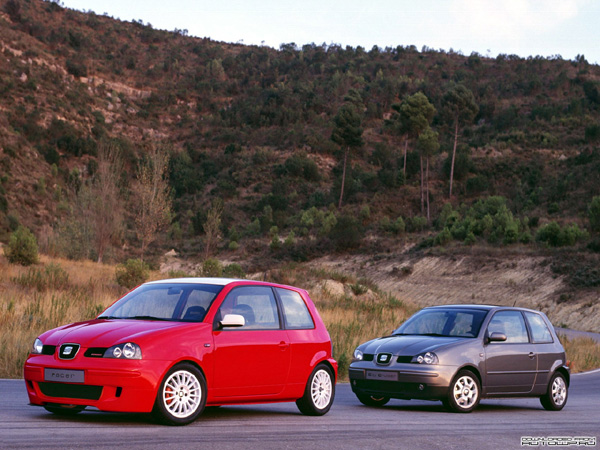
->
220;314;246;328
488;332;507;343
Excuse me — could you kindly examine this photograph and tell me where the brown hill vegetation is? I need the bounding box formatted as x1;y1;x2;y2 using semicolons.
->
0;0;599;319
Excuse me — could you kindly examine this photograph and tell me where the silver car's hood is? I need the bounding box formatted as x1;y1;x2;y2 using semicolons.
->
361;335;465;355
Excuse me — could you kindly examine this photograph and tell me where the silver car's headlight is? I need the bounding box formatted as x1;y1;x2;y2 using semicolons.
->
104;342;142;359
352;348;364;362
412;351;438;365
32;338;44;354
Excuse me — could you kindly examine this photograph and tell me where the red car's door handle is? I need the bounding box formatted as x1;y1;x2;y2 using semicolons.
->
278;341;290;350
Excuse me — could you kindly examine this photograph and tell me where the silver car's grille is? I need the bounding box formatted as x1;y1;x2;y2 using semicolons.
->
376;353;393;365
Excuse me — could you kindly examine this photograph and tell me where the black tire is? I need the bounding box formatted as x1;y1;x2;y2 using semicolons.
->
540;372;568;411
356;394;390;407
153;363;207;425
445;370;481;413
296;364;335;416
43;404;85;415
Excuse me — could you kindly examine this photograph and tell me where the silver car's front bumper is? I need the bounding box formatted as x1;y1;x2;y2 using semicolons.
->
349;362;460;400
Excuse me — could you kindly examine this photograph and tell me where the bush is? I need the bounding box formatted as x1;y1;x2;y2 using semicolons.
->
5;226;39;266
589;196;600;233
223;263;245;278
536;222;588;247
329;215;362;251
201;258;223;277
115;259;149;289
434;227;452;246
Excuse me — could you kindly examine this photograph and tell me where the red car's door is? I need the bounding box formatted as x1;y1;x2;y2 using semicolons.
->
211;286;291;398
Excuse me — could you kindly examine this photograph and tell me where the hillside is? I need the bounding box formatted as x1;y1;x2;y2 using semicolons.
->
1;0;600;313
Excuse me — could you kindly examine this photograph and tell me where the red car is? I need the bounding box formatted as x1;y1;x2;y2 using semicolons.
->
24;278;337;425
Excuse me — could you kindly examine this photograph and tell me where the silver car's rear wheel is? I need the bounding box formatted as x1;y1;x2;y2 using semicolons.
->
540;372;568;411
153;363;206;425
446;370;480;413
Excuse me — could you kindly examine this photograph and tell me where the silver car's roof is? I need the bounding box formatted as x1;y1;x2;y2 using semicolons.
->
424;304;542;313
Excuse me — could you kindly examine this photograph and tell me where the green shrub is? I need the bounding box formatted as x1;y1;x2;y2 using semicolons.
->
201;258;223;277
434;227;452;246
536;222;588;247
223;263;245;278
589;196;600;233
5;226;39;266
270;233;282;251
329;215;362;251
115;259;149;289
284;231;296;247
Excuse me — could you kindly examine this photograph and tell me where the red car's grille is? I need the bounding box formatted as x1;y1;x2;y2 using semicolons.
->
39;382;103;400
41;345;56;356
84;348;107;358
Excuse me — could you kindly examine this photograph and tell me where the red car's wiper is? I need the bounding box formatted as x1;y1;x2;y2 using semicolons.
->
129;315;169;321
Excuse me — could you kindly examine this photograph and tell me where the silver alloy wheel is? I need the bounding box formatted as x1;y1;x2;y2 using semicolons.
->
310;368;333;409
452;375;478;409
551;374;567;406
162;369;202;419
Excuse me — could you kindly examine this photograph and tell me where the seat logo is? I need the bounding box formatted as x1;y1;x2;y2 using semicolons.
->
59;343;80;360
376;353;392;365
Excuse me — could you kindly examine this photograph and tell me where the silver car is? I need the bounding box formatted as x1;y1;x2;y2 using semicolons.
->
349;305;569;412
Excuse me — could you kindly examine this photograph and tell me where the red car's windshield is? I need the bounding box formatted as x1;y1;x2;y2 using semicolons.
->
99;283;223;322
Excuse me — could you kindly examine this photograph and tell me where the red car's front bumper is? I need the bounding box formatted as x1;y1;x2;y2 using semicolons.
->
24;355;171;413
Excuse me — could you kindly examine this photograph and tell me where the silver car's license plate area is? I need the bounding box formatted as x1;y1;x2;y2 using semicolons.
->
366;370;398;381
44;368;85;383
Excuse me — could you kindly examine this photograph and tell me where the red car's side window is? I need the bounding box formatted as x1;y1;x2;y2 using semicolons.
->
217;286;281;330
276;288;315;330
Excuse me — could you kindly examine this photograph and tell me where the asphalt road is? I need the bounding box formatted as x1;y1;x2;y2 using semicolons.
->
2;373;599;450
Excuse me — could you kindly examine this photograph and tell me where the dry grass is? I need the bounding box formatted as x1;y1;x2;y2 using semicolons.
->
0;254;124;378
561;336;600;374
263;265;417;379
1;255;598;381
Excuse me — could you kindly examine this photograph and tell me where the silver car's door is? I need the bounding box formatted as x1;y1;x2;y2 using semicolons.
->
484;310;536;394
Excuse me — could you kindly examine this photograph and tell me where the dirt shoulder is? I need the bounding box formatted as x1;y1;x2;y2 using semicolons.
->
314;249;600;333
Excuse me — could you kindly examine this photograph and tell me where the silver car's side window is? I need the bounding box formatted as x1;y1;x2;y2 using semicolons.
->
524;311;553;343
488;311;529;343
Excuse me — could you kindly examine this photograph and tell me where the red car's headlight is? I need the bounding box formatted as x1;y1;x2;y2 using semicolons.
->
104;342;142;359
31;338;43;354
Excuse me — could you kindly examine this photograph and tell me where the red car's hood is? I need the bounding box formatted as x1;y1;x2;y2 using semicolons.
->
40;319;184;348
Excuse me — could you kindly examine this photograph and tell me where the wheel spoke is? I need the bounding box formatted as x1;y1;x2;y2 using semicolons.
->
162;369;203;419
311;369;332;409
453;375;478;409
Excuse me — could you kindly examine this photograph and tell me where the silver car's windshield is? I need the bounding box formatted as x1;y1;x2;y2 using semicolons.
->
394;308;488;338
98;283;223;322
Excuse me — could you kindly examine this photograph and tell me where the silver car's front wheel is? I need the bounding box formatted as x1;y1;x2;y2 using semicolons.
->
153;363;206;425
446;370;481;413
540;372;568;411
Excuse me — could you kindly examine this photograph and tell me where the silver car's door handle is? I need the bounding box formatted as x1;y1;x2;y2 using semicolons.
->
528;352;536;359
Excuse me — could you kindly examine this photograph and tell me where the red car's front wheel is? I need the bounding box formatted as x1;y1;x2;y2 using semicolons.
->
153;363;206;425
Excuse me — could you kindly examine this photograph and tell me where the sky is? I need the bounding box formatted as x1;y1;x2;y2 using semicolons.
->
59;0;600;64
